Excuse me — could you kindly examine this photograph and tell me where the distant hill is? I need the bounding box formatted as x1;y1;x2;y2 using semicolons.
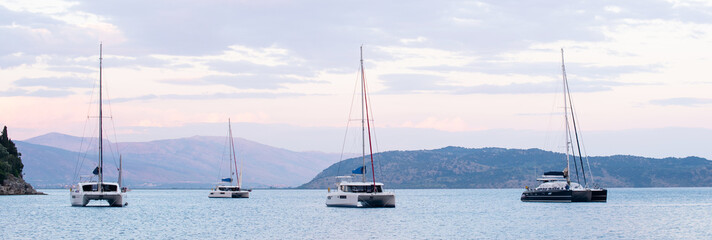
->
300;147;712;189
18;133;340;188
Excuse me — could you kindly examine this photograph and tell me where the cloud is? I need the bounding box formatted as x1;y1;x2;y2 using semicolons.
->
649;97;712;107
146;44;321;90
159;75;304;90
14;76;93;89
454;80;632;94
604;5;623;14
414;61;662;79
378;73;635;95
0;1;124;56
400;117;471;132
0;52;36;68
400;37;427;45
4;0;712;142
377;73;450;94
110;91;311;103
0;88;73;98
150;45;300;68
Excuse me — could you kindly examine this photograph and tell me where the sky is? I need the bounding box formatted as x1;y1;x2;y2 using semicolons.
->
1;0;711;158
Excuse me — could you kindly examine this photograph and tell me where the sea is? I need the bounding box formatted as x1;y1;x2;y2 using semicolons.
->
1;188;711;239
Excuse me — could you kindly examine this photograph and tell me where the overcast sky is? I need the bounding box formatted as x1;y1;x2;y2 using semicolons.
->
1;0;711;157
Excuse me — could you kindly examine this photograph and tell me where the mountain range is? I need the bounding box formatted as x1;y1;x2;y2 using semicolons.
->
17;133;712;189
17;133;341;188
300;147;712;189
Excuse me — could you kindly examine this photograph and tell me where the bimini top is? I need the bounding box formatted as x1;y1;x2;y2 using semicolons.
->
536;171;567;182
535;181;583;190
338;181;384;187
215;186;243;191
78;181;119;186
336;181;385;193
543;171;564;176
76;182;121;192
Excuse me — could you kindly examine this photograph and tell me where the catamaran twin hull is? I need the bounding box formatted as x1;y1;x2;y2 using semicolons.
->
71;191;127;207
326;192;396;208
209;190;250;198
521;189;607;202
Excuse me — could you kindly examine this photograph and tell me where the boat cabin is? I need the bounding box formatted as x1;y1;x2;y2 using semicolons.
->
78;182;120;192
338;182;384;193
536;171;567;182
216;186;242;191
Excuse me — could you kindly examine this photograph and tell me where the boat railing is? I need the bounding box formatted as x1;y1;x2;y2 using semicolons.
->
336;175;354;183
78;175;96;183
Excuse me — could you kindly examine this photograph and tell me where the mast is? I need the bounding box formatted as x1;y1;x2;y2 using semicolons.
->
99;43;104;192
229;118;240;187
561;48;570;186
360;46;366;182
563;53;588;187
228;120;233;185
118;155;122;187
566;79;587;186
361;46;377;187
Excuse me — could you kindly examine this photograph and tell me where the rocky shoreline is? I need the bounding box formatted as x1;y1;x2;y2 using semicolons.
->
0;174;45;195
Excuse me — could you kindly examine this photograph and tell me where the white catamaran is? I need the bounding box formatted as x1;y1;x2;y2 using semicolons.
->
209;119;250;198
70;44;127;207
326;47;395;208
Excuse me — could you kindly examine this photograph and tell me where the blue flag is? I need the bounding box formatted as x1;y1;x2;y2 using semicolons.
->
92;166;100;175
221;178;232;182
352;166;365;174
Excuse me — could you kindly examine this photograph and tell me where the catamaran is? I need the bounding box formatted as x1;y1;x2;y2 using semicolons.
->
209;119;250;198
520;49;607;202
70;44;127;207
326;47;395;208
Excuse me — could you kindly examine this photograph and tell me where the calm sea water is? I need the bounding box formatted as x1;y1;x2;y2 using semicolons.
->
1;188;711;239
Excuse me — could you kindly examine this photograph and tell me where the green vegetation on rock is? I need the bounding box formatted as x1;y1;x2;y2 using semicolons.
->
0;126;24;183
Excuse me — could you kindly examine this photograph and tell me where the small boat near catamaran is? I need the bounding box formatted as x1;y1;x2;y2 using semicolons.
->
70;44;127;207
521;49;607;203
325;47;395;208
209;119;250;198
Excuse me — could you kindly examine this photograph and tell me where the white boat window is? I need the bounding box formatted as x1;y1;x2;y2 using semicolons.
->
346;185;383;193
103;185;118;192
80;184;119;192
82;185;95;191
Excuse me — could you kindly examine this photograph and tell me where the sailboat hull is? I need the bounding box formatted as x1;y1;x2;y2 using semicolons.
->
326;192;395;208
358;194;396;207
590;189;608;202
521;188;606;202
209;190;250;198
71;191;127;207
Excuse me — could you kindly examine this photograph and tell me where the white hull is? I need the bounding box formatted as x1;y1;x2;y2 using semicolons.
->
326;191;395;208
209;190;250;198
71;191;127;207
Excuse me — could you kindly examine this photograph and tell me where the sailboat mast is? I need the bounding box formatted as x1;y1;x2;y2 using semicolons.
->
229;118;240;187
360;46;366;183
561;48;570;185
564;57;588;187
228;120;233;185
118;155;122;187
361;46;377;187
99;43;104;192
